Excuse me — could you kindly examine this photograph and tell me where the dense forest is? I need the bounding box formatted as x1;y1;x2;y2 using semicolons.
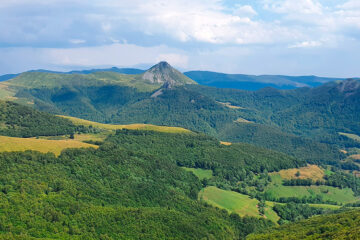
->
248;210;360;240
11;82;350;166
1;66;360;238
109;130;304;188
0;101;84;137
0;142;274;239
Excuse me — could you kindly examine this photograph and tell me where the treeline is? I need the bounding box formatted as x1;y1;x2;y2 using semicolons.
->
247;210;360;240
273;203;325;224
0;100;87;137
263;193;337;205
282;173;360;196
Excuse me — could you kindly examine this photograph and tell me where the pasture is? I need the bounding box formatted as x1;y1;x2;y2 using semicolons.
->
0;136;98;156
60;115;191;133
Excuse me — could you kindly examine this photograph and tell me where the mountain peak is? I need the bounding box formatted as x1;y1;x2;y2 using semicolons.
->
142;61;196;87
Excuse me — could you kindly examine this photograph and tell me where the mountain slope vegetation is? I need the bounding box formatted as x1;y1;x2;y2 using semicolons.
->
0;100;80;137
1;128;293;239
1;64;359;168
247;210;360;240
184;71;344;90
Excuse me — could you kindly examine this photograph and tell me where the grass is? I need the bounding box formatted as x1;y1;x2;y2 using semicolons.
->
0;83;16;99
235;117;253;123
265;183;358;204
276;164;325;181
199;186;280;223
182;167;213;180
339;132;360;142
0;135;98;156
350;154;360;160
60;115;191;134
268;168;358;204
217;101;245;109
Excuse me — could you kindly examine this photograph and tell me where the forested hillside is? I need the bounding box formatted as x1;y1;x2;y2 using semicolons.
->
184;71;343;90
0;101;81;137
1;65;359;169
247;210;360;240
1;129;287;239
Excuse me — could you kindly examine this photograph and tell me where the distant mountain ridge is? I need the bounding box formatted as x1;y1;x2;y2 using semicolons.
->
0;67;145;82
184;71;349;90
2;65;357;90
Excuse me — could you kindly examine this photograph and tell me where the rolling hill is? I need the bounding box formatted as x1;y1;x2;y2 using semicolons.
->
184;71;346;90
0;62;360;238
0;100;80;137
1;63;358;167
247;210;360;240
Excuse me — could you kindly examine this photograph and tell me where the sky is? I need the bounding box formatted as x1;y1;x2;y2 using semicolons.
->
0;0;359;77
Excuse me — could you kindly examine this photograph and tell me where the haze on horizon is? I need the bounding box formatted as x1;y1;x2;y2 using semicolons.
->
0;0;359;78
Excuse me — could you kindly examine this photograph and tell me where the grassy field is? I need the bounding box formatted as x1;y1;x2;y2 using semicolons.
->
217;101;245;109
220;141;232;146
60;115;191;133
199;186;280;223
339;132;360;142
0;136;98;156
267;169;358;204
276;164;324;181
265;183;358;204
182;167;213;180
235;117;253;123
0;83;16;99
350;154;360;160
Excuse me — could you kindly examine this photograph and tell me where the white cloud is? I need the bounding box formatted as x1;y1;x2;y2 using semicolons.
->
156;53;189;68
233;5;257;16
0;43;192;74
69;39;86;44
265;0;323;14
337;0;360;9
289;40;322;48
93;0;298;45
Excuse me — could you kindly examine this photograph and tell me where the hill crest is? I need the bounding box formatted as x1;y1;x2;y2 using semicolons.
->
142;61;196;87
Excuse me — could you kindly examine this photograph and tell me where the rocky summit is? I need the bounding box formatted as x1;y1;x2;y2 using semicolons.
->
142;61;196;87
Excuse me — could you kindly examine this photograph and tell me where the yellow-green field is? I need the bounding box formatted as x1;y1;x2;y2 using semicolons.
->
350;154;360;160
217;101;245;109
275;164;325;181
268;170;359;204
0;136;98;156
0;83;16;99
60;115;191;133
182;167;213;180
199;186;280;223
339;132;360;142
265;183;358;204
220;141;232;146
235;117;253;123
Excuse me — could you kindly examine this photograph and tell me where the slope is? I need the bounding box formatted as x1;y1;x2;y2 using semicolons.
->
0;100;80;137
247;210;360;240
0;131;276;239
185;71;345;90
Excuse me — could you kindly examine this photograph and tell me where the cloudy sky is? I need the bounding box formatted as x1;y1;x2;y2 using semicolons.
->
0;0;359;77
